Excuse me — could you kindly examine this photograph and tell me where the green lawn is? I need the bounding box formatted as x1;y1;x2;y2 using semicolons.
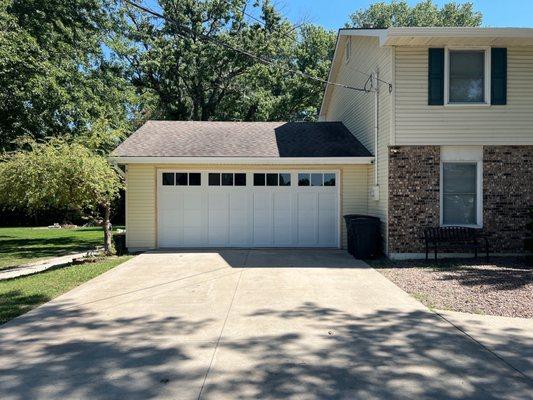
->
0;256;132;324
0;226;123;270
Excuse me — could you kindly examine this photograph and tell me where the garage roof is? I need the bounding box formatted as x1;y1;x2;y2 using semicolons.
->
111;121;372;158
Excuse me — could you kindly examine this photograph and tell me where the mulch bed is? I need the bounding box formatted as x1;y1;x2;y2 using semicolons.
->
370;257;533;318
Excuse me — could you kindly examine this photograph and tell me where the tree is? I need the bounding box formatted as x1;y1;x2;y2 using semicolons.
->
348;0;482;28
0;0;137;151
0;139;123;253
120;0;335;122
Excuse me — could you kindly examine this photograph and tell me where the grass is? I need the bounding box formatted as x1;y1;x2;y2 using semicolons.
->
0;256;132;324
0;226;124;270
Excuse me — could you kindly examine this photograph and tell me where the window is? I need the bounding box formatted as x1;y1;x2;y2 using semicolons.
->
298;173;336;187
176;173;188;186
311;173;323;187
298;173;310;186
279;173;291;186
221;173;233;186
162;173;175;186
162;172;201;186
235;173;246;186
441;163;480;226
253;173;265;186
324;173;336;186
189;173;201;186
446;48;489;104
209;173;221;186
267;173;278;186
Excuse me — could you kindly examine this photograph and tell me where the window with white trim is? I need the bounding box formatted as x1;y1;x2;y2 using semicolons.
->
441;162;481;226
445;48;490;104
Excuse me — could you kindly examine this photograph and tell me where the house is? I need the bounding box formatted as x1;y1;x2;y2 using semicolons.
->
110;27;533;258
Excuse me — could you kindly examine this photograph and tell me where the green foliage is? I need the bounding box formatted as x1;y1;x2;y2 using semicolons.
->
120;0;336;122
0;139;122;220
348;0;482;28
0;0;137;151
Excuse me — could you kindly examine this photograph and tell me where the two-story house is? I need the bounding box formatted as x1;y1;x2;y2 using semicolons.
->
110;27;532;259
320;27;533;258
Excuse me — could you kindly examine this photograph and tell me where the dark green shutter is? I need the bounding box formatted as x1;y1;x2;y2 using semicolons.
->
491;48;507;105
428;48;444;105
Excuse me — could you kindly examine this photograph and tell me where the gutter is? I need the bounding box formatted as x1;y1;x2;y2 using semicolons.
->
107;156;375;165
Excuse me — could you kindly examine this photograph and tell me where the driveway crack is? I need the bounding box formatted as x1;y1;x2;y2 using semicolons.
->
197;269;244;399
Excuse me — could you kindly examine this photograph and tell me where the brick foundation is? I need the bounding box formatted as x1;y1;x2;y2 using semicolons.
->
388;145;533;255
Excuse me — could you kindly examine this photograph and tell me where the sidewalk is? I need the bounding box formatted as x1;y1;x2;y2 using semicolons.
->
0;252;89;281
436;309;533;380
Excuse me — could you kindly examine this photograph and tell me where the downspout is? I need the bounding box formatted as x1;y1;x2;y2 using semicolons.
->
372;71;380;200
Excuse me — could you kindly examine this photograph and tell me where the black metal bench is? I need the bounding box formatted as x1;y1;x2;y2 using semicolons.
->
424;227;489;261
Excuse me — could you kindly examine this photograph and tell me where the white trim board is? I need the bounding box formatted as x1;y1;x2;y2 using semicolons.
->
110;156;375;165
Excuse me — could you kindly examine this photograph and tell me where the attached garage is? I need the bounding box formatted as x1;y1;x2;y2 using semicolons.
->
110;121;373;250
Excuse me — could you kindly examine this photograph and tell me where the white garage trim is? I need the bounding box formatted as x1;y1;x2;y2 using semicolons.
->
110;156;374;165
156;169;341;248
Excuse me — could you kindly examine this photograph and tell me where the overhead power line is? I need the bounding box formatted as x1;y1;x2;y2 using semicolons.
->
222;0;393;92
122;0;373;93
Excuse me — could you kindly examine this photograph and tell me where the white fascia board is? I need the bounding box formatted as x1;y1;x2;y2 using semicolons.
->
339;29;389;47
108;156;375;165
383;27;533;45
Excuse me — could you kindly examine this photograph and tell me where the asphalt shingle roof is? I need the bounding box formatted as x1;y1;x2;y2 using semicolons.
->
111;121;372;158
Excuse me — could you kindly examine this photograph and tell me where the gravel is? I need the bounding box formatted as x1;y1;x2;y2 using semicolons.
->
371;257;533;318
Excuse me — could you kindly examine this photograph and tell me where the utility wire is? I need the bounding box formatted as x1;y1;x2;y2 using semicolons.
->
122;0;372;93
218;0;393;92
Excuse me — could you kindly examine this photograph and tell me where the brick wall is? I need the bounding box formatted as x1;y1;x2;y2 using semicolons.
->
388;145;533;255
483;146;533;252
388;146;440;253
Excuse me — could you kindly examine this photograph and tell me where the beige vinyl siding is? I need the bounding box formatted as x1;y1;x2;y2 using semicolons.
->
395;47;533;145
125;164;156;249
125;163;369;250
322;35;392;252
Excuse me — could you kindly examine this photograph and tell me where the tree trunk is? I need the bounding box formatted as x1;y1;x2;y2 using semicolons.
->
102;203;113;255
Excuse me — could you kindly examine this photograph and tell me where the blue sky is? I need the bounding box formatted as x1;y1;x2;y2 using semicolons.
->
144;0;533;30
271;0;533;30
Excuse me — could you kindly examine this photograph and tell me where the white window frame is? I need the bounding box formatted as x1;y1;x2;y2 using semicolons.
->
444;46;491;107
440;160;483;229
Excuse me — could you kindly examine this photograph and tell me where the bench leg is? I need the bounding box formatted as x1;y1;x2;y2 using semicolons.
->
474;246;478;259
425;241;429;261
434;244;438;262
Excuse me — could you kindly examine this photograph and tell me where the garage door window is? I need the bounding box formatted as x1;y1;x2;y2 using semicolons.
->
254;173;291;186
163;172;202;186
235;173;246;186
298;173;310;186
209;173;246;186
298;173;336;187
279;173;291;186
162;173;175;186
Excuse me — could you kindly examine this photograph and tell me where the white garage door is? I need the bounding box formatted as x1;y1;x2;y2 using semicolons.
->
157;170;339;248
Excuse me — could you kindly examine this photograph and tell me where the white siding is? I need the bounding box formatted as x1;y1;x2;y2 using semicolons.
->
395;47;533;145
323;36;392;253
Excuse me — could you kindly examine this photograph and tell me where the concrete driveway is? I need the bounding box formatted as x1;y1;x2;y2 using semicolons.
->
0;250;531;399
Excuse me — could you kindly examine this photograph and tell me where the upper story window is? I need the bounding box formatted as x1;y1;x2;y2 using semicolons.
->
428;47;506;106
445;48;490;105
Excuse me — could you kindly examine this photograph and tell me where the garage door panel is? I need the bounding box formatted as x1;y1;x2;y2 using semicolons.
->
157;170;339;248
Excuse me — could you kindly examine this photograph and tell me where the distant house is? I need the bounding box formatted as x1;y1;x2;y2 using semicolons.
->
110;27;533;258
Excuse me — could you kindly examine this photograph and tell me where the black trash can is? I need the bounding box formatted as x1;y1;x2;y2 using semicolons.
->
343;215;381;259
